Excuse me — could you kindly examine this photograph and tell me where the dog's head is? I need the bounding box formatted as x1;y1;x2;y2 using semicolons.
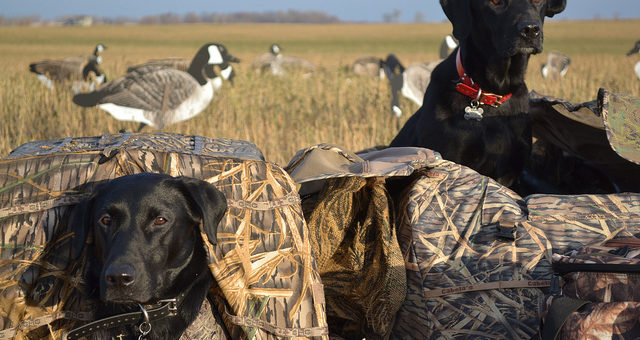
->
71;173;226;304
441;0;566;58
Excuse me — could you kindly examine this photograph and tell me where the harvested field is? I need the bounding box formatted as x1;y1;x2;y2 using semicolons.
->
1;20;639;164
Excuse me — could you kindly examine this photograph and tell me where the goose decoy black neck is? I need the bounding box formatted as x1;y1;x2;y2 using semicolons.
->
628;40;640;56
384;54;406;76
187;43;239;86
82;59;106;82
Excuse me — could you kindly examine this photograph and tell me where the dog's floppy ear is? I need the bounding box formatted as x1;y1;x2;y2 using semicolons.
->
68;194;94;259
176;177;227;245
440;0;472;41
67;181;111;260
545;0;566;17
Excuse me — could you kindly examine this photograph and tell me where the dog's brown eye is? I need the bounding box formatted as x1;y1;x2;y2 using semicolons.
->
100;215;112;226
154;217;168;225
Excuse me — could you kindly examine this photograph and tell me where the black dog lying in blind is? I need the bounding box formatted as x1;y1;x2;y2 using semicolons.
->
390;0;566;187
69;173;227;339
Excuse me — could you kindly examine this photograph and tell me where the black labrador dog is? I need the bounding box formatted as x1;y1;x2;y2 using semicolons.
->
390;0;566;187
69;173;227;339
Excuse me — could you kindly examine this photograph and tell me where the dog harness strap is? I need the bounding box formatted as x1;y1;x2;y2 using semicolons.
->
65;296;182;340
423;279;551;298
0;194;90;219
224;309;329;337
455;48;512;107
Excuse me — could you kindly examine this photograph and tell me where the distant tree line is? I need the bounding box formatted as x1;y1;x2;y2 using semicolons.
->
141;10;340;24
0;10;341;26
0;15;42;26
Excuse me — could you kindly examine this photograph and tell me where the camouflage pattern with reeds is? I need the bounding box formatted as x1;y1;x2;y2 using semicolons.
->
542;239;640;339
285;144;640;339
285;144;442;340
0;132;328;339
391;160;552;339
392;162;640;339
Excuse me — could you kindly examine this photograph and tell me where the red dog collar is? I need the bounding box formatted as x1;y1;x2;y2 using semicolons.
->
455;49;512;107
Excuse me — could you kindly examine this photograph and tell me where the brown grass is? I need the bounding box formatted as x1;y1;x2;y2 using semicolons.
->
1;20;639;165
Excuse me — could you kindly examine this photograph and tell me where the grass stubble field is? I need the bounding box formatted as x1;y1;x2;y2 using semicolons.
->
1;20;639;166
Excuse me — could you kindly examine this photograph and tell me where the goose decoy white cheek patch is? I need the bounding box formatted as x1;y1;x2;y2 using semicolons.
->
220;66;233;80
208;46;223;65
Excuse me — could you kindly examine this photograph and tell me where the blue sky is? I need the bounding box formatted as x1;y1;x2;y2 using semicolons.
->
2;0;639;22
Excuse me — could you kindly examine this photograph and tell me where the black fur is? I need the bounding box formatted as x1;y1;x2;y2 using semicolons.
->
70;173;227;339
390;0;566;187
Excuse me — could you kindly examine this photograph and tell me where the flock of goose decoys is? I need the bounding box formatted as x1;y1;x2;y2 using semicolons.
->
30;37;638;130
29;43;108;94
251;43;316;77
30;43;239;131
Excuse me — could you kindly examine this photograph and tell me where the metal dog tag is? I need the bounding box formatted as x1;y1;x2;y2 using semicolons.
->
464;105;484;121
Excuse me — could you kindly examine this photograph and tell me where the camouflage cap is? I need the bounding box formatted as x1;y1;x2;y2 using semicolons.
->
599;88;640;165
529;90;603;129
529;88;640;166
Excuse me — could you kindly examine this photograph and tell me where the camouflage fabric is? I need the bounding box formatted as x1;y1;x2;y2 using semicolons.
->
524;194;640;254
285;144;441;340
392;160;552;340
541;239;640;339
0;132;327;339
560;271;640;304
5;132;265;161
393;161;640;339
527;88;640;193
286;143;640;339
301;176;404;340
179;298;227;340
529;89;603;129
285;143;441;192
600;88;640;165
553;240;640;303
553;302;640;339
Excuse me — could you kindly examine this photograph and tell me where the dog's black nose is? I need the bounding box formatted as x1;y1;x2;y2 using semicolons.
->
105;264;136;287
519;22;541;40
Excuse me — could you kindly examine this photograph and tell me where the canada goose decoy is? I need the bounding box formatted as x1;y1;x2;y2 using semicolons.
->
127;56;237;86
127;57;190;73
29;43;107;93
541;51;571;79
439;34;459;59
251;43;315;77
251;43;281;71
627;40;640;80
383;54;439;118
73;43;239;131
352;56;385;79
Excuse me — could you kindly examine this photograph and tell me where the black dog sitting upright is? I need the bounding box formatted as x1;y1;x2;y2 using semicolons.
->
69;173;227;340
390;0;566;187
